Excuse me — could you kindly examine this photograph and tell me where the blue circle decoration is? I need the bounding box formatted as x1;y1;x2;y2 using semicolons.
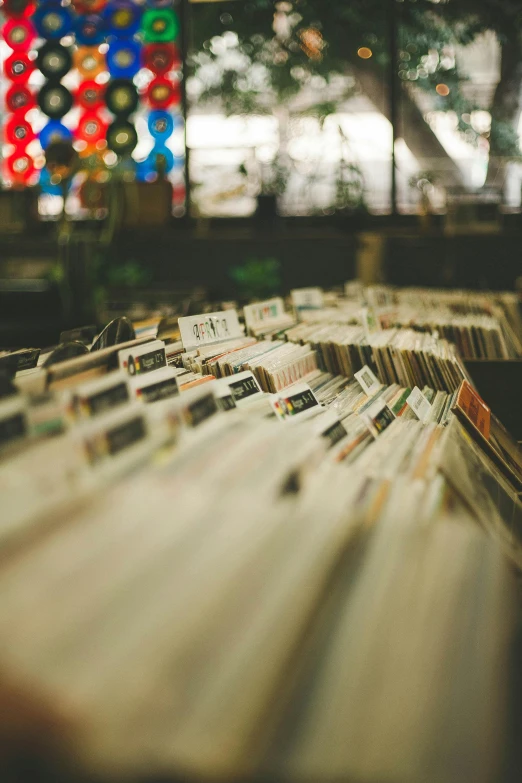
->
147;109;174;140
39;120;73;149
38;166;63;196
33;4;73;40
75;14;106;46
106;38;141;79
147;144;174;173
104;1;141;38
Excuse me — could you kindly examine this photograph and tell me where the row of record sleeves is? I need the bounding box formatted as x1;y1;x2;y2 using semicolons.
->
0;285;522;783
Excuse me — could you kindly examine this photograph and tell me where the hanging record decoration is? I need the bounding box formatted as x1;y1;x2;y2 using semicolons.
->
1;0;185;214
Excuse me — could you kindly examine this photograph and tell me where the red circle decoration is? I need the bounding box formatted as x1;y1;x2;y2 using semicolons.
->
6;150;36;184
5;114;35;147
142;43;180;75
72;0;107;13
146;77;181;109
4;51;34;82
5;82;35;115
172;184;186;204
76;112;107;147
2;18;36;51
76;80;105;111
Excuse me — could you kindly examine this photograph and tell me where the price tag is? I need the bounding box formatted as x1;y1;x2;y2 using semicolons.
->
362;398;396;438
291;288;324;312
214;371;263;407
244;298;286;331
406;386;432;422
118;340;167;377
69;371;130;419
178;310;243;352
354;364;381;395
270;383;320;422
131;367;179;405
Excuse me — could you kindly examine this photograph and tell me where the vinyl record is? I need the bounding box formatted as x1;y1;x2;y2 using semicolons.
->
74;46;106;79
142;8;179;43
4;51;34;82
146;76;180;109
106;120;137;156
142;42;179;75
2;0;36;19
105;79;139;117
33;4;73;40
5;114;35;147
75;13;105;46
5;150;35;184
39;120;73;149
76;112;107;146
104;1;141;38
38;83;73;119
147;109;174;140
2;18;36;51
5;82;35;114
36;43;73;81
76;80;105;111
106;39;141;79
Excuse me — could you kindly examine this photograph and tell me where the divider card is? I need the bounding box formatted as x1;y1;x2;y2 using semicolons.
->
362;398;396;439
354;365;381;396
178;311;243;352
270;383;321;423
0;396;27;449
214;371;263;407
131;368;179;405
118;340;167;377
291;288;324;313
313;411;348;449
243;298;286;332
69;372;131;420
406;387;432;422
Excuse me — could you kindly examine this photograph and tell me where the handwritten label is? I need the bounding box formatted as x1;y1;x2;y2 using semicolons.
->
406;387;432;423
244;298;286;331
354;364;381;395
271;383;320;422
291;288;324;312
455;380;491;440
118;340;167;377
178;310;242;351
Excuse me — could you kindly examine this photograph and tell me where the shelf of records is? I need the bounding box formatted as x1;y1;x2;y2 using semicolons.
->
1;282;522;783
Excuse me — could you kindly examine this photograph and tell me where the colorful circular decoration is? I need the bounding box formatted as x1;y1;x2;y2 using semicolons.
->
106;120;137;155
5;82;35;114
147;109;174;140
76;112;107;146
106;39;141;79
3;0;36;19
147;144;174;173
2;18;36;51
36;43;73;81
75;13;105;46
39;120;73;149
33;4;74;40
105;79;139;117
104;1;141;37
76;80;105;111
38;166;63;195
74;46;106;79
6;149;36;184
146;76;180;109
5;114;35;147
4;51;34;82
142;8;178;43
38;83;73;119
142;42;179;75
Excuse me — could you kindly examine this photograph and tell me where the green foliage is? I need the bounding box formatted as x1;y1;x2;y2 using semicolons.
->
229;257;282;299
